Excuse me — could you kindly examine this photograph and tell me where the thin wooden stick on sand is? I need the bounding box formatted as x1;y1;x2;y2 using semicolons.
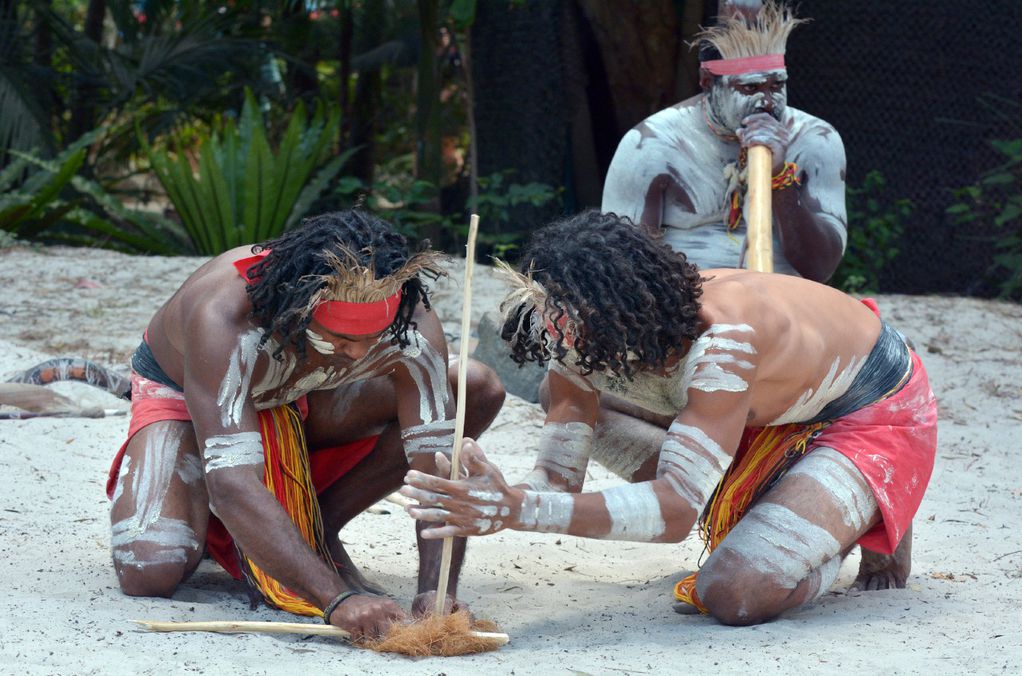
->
132;619;508;644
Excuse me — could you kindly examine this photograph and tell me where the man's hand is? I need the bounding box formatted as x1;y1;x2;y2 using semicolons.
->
328;593;407;641
737;112;791;173
400;440;522;539
411;590;471;618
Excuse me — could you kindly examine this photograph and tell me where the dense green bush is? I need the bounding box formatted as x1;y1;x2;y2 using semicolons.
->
330;169;559;259
830;171;912;295
1;128;184;253
947;138;1022;300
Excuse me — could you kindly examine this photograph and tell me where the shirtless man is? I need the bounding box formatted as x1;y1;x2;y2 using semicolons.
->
602;1;846;282
402;210;937;625
106;210;504;640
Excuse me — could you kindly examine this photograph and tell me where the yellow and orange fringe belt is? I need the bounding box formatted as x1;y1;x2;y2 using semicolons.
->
673;421;828;613
237;405;333;617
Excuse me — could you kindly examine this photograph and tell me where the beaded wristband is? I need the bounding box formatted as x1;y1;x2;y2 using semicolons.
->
322;589;361;624
771;162;802;191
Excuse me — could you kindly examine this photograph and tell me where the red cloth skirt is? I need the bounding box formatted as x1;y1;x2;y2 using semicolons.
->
106;373;379;578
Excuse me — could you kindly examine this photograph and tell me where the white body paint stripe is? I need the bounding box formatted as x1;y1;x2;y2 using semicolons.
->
717;502;841;589
769;354;866;425
216;330;261;427
788;447;877;532
600;483;666;542
534;421;593;488
304;329;335;355
203;432;264;472
519;491;574;533
401;419;456;458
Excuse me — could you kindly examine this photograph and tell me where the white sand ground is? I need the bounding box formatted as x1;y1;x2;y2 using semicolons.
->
1;245;1021;675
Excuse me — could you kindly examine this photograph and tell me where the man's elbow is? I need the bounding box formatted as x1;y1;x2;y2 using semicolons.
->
204;467;263;517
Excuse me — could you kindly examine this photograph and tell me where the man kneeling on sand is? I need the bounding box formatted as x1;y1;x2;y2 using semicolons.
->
402;209;937;625
106;210;504;640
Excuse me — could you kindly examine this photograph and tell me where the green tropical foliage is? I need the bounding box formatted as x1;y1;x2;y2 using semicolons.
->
948;137;1022;300
831;171;913;295
141;90;353;254
329;169;559;258
0;128;186;254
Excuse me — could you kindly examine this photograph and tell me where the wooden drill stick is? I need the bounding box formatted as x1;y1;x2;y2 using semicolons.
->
434;214;479;616
745;145;774;273
132;619;509;646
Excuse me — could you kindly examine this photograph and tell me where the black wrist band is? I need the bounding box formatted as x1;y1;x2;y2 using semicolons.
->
322;589;361;624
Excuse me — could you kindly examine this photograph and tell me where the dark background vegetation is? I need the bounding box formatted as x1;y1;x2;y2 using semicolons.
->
2;1;1020;299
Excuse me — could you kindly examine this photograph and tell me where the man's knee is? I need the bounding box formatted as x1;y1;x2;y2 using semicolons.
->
113;547;192;598
465;361;505;424
696;550;785;626
111;517;201;597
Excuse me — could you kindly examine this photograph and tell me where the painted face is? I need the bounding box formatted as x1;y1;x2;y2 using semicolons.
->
707;69;788;131
305;319;387;362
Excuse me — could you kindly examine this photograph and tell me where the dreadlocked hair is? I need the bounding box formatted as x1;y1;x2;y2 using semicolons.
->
499;209;704;379
244;210;446;360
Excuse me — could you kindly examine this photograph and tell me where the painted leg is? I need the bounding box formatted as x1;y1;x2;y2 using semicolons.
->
110;420;208;598
852;523;912;591
306;380;406;595
595;394;671;482
305;361;504;594
695;447;881;625
447;358;506;438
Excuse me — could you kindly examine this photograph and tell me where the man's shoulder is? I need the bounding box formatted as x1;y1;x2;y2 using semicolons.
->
786;107;844;147
625;96;705;139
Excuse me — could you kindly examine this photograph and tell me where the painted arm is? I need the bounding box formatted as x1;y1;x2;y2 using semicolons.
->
739;114;848;281
390;305;468;614
516;368;599;493
404;324;759;543
183;305;405;637
601;127;669;239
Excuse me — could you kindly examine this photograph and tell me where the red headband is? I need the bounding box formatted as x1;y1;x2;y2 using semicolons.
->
701;54;785;76
312;291;402;335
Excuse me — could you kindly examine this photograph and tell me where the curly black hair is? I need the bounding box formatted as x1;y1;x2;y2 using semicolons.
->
244;210;440;359
502;209;704;378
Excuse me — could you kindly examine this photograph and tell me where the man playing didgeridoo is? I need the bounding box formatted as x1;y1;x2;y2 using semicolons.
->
402;210;937;625
538;0;856;526
602;0;846;282
106;210;504;640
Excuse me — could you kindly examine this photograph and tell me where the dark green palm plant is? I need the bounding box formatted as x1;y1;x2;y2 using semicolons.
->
1;128;186;254
141;90;353;254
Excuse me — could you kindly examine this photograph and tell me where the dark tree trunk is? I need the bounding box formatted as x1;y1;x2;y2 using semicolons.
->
575;0;680;137
337;0;353;142
349;0;384;185
68;0;105;142
415;0;443;246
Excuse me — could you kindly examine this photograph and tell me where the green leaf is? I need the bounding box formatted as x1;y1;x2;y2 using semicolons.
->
285;147;358;231
449;0;477;28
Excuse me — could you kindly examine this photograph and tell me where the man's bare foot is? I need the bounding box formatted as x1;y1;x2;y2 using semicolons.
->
852;524;912;591
332;540;389;596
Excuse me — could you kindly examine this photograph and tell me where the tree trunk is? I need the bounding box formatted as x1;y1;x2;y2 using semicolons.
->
68;0;106;142
349;0;384;185
575;0;680;135
415;0;443;246
337;0;353;143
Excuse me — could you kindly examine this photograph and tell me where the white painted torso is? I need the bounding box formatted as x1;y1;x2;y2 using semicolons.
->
601;101;845;274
